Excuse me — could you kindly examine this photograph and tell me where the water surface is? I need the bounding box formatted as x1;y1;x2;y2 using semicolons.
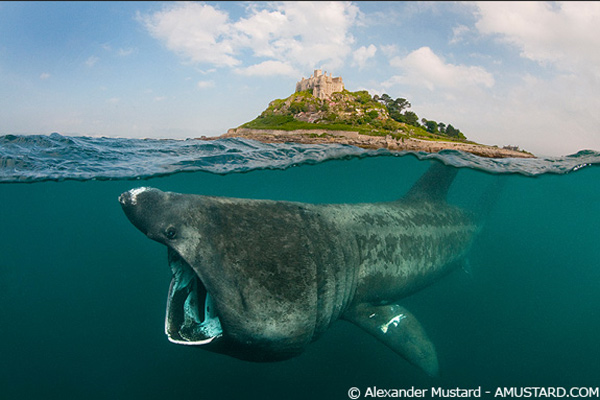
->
1;134;599;399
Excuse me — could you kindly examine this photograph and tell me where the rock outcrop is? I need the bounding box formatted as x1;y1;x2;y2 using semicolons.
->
219;128;535;159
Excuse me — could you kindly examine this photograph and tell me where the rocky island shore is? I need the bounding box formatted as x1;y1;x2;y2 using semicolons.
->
209;70;535;159
217;128;535;159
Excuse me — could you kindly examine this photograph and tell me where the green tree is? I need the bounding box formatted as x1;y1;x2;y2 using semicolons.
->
289;101;307;114
388;109;403;122
392;98;411;113
403;111;419;126
424;120;438;134
438;122;446;134
445;124;466;139
377;93;392;105
355;90;372;104
378;94;414;124
367;110;379;119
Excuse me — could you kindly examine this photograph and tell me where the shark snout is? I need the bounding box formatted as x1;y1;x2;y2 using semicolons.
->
119;187;162;236
118;191;132;206
119;187;153;207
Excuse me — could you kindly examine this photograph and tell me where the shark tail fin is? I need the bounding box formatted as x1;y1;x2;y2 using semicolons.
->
404;161;458;203
344;303;439;377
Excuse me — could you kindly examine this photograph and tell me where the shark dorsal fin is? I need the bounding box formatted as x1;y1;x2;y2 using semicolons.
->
404;161;458;203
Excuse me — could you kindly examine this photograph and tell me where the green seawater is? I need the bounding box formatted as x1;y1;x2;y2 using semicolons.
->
1;154;599;399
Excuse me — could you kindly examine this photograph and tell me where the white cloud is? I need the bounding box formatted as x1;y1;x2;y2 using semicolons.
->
445;71;600;156
40;72;51;80
379;44;399;58
140;2;238;67
118;48;135;57
197;80;215;89
85;56;99;67
352;44;377;69
140;1;360;72
467;1;600;154
234;1;360;70
235;60;298;77
450;24;470;44
196;68;217;75
474;1;600;76
380;43;600;154
100;43;135;57
388;46;494;91
499;73;599;154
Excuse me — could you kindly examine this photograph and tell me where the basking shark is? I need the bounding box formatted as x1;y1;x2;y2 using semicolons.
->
119;162;479;376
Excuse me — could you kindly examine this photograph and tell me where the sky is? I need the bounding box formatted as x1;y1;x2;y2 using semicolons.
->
1;1;599;156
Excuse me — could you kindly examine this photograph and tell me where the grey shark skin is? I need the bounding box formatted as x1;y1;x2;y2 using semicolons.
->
119;162;478;376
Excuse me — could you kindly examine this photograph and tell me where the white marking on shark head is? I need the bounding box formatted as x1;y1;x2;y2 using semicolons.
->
128;187;150;205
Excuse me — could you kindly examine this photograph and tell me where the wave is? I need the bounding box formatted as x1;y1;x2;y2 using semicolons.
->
1;133;599;183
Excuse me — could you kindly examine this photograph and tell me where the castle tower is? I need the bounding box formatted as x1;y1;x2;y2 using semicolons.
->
295;69;344;100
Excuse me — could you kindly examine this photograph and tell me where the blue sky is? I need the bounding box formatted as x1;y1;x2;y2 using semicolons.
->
1;1;599;156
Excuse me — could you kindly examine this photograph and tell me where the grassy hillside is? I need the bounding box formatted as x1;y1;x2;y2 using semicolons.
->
240;89;471;143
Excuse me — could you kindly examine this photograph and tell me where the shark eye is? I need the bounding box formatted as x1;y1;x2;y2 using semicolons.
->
165;227;177;240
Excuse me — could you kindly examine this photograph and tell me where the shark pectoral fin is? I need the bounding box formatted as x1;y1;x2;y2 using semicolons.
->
344;303;439;377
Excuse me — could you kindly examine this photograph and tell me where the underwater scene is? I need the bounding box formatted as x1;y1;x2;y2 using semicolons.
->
1;133;600;399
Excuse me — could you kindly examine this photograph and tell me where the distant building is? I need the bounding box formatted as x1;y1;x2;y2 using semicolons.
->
295;69;344;100
503;145;520;151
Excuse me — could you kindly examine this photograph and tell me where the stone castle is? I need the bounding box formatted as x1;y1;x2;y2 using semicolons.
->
295;69;344;100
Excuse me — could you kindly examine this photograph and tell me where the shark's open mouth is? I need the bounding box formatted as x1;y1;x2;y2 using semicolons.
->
165;249;223;345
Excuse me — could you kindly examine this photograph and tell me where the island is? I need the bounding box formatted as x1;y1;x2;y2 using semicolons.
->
210;70;535;159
